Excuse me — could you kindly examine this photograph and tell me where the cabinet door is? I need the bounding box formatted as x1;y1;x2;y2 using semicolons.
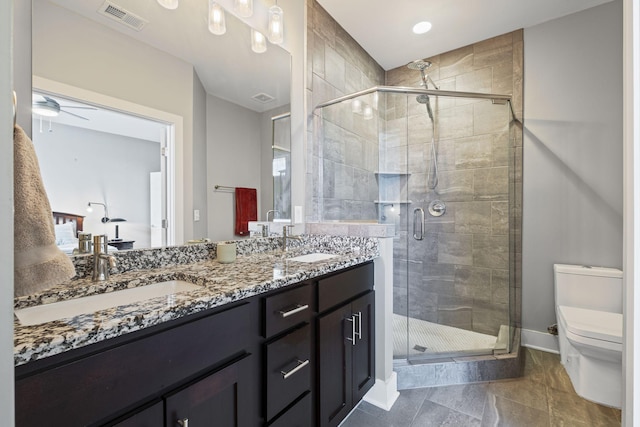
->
165;354;252;427
317;304;353;427
351;291;375;403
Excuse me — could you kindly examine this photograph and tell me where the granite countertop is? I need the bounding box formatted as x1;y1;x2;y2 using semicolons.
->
14;236;378;367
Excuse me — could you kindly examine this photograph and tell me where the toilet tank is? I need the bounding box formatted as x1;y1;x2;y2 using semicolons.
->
554;264;623;313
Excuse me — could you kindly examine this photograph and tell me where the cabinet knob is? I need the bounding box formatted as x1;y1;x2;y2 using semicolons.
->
177;418;189;427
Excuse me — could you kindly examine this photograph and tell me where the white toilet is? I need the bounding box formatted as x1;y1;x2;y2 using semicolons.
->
554;264;623;409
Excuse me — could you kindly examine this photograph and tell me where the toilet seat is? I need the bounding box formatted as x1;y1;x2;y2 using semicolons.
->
557;305;622;352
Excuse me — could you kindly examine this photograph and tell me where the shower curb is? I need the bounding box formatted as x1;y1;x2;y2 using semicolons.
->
395;328;524;389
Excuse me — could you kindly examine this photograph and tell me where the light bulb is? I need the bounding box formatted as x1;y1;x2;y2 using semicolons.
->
251;29;267;53
208;1;226;35
234;0;253;18
86;203;93;213
351;99;362;114
268;5;284;45
363;105;373;120
157;0;179;10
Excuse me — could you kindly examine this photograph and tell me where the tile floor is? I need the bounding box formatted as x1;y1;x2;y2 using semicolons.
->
341;348;622;426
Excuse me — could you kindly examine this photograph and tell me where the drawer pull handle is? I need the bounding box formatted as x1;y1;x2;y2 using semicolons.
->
345;315;357;346
354;311;362;341
177;418;189;427
281;359;310;379
279;304;309;318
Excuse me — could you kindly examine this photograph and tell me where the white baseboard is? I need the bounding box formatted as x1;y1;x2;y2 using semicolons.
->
521;328;560;354
362;372;400;411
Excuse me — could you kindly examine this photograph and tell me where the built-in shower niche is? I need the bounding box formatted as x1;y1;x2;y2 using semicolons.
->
312;84;522;386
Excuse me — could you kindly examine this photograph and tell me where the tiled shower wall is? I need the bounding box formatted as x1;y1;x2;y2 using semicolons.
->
305;0;384;221
305;0;523;337
386;31;524;336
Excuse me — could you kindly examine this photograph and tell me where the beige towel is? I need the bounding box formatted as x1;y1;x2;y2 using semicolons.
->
14;124;75;297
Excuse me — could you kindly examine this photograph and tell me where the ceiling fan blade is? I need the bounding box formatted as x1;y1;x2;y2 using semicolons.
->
60;109;89;121
42;96;59;106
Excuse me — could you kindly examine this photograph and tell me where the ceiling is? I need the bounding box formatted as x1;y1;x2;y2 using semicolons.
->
41;0;291;113
317;0;615;70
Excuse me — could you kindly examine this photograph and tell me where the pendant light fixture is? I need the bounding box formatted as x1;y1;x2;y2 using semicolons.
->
267;2;284;45
251;29;267;53
234;0;253;18
208;1;226;35
157;0;179;10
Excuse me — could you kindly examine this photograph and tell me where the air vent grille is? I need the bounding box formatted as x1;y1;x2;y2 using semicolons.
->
98;1;148;32
252;93;275;103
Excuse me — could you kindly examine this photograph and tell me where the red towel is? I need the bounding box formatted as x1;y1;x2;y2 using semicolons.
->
235;187;257;236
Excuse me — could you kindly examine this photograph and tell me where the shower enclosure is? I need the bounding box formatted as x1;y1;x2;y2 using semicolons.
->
313;85;520;364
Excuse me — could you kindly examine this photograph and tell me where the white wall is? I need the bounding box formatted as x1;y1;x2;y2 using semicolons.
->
1;0;15;422
522;1;623;334
206;95;262;241
260;106;291;221
192;71;209;239
33;123;160;248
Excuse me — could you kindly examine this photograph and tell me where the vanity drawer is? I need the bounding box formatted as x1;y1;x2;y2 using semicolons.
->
317;262;374;313
265;324;311;421
264;284;312;338
269;392;312;427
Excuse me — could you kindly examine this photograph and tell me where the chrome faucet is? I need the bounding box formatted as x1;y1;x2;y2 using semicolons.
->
282;225;303;252
92;235;117;282
266;210;279;222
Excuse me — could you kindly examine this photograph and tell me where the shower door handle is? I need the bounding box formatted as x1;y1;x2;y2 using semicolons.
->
413;208;425;240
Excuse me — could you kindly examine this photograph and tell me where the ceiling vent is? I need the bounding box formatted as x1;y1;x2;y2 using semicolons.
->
252;93;275;104
98;1;148;32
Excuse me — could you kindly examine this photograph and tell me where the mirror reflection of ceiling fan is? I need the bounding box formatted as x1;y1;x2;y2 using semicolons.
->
32;95;97;121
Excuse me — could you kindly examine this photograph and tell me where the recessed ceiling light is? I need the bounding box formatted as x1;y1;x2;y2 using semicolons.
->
413;21;432;35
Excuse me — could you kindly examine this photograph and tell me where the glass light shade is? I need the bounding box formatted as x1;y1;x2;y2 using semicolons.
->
157;0;179;10
234;0;253;18
251;29;267;53
208;1;226;35
32;104;59;117
267;5;284;45
363;105;373;120
351;99;362;114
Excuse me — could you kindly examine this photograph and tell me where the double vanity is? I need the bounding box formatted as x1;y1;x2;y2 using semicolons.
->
14;234;379;427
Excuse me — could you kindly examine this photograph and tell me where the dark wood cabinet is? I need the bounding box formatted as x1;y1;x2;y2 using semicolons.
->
317;264;375;427
165;355;252;427
111;401;163;427
15;261;374;427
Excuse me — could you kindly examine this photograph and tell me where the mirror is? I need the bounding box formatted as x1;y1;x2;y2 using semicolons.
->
32;0;292;251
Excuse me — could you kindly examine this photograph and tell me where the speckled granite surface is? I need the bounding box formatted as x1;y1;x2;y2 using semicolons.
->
14;235;378;367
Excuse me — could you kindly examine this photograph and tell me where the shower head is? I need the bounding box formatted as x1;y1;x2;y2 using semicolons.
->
407;60;432;71
416;94;430;104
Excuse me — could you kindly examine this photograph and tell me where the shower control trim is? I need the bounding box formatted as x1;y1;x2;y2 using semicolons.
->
428;200;446;217
413;208;425;240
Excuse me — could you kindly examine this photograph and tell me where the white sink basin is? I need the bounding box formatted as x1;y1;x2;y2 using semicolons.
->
288;253;337;263
15;280;201;326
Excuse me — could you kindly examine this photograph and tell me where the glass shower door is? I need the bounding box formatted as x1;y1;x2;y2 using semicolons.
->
403;95;513;362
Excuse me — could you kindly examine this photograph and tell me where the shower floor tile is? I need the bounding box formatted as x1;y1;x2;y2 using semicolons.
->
393;314;497;358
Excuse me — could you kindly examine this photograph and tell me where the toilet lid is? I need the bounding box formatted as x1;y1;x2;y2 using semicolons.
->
558;306;622;344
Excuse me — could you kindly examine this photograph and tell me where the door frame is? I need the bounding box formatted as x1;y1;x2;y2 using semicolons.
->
32;75;182;246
